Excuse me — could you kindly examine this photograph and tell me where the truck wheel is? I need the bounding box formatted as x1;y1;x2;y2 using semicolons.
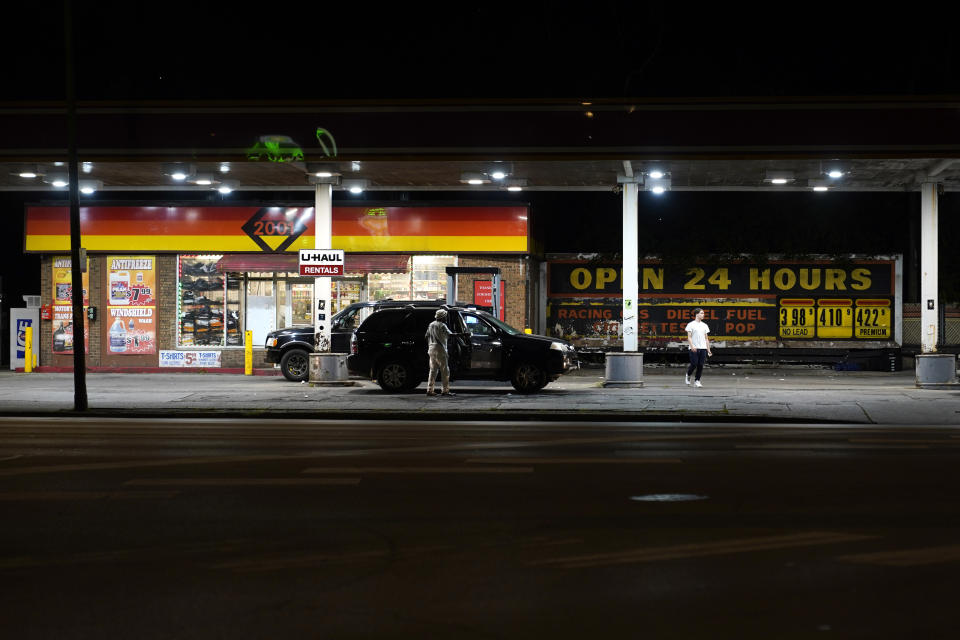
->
280;348;310;382
511;362;546;394
378;360;417;392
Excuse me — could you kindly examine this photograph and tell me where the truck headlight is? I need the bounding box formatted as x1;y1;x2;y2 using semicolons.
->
265;337;278;347
550;342;565;351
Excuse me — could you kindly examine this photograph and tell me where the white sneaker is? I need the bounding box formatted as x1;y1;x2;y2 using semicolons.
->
694;380;703;388
685;374;690;385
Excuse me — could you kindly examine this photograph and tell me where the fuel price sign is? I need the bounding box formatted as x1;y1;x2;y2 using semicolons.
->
855;299;891;339
778;298;816;338
816;299;853;339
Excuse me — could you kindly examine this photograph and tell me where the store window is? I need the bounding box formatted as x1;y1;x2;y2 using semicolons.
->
176;255;457;347
366;256;456;301
178;256;241;347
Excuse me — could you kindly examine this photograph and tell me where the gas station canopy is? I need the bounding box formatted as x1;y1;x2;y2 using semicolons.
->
2;96;960;193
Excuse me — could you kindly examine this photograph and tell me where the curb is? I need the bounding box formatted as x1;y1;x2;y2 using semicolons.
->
0;408;858;424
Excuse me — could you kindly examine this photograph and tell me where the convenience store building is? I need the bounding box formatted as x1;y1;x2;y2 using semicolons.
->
26;203;531;370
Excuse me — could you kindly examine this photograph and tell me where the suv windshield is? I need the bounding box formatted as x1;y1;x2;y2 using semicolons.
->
476;313;521;335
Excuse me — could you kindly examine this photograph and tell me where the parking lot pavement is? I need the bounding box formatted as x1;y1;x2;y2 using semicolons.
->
0;366;957;425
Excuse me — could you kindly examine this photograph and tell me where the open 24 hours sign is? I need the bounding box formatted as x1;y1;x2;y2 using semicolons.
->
299;249;344;276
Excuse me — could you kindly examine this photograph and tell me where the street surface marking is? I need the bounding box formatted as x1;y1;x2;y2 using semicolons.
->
464;457;683;465
302;466;534;474
125;478;360;487
529;531;875;569
838;544;960;567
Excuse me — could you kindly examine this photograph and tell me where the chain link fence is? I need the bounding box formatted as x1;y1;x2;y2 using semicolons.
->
902;303;960;347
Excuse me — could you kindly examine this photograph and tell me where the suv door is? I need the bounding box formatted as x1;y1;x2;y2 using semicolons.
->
460;312;502;374
330;303;374;353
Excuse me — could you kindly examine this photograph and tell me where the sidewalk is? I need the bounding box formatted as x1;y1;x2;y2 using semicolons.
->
1;366;958;425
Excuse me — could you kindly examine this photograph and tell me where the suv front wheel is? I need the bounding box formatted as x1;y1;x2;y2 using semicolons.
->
280;348;311;382
511;362;546;394
377;360;419;392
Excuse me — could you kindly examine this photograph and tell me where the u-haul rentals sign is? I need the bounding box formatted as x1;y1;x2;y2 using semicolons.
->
299;249;344;276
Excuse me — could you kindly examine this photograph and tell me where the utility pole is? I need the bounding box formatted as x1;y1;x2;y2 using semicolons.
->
64;0;87;410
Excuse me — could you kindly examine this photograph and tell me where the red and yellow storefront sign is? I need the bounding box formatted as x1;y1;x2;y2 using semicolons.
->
25;205;529;253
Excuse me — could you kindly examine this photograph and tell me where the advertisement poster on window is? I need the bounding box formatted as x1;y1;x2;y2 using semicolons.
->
51;256;89;354
107;256;157;355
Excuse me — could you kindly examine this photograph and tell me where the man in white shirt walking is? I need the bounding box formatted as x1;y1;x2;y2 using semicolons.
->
685;307;712;388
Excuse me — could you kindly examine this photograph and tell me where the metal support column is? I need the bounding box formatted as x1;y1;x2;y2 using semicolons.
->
621;180;639;352
920;182;939;353
314;185;333;352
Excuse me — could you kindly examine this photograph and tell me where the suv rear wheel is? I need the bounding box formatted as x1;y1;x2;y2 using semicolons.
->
377;360;419;392
280;348;311;382
511;362;546;394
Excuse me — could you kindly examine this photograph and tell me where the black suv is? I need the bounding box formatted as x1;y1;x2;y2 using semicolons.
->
264;299;486;381
347;305;578;393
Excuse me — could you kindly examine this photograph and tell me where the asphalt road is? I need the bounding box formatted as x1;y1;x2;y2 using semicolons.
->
2;417;959;639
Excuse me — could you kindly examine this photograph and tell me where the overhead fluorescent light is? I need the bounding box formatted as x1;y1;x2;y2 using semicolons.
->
43;172;68;188
460;171;490;185
189;173;215;186
306;162;341;178
342;178;370;194
163;163;195;181
79;179;102;195
13;164;41;178
765;170;794;184
644;176;671;194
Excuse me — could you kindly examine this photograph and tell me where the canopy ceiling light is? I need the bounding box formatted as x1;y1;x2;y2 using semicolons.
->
12;164;42;179
306;162;342;178
341;178;370;194
764;170;794;185
487;163;513;181
809;179;830;192
504;178;527;192
42;172;69;187
163;163;196;181
644;176;671;194
79;179;102;195
822;161;848;179
216;180;238;194
460;171;491;185
188;173;216;186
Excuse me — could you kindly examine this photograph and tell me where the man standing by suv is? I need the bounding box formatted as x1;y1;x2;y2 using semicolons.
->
425;309;454;397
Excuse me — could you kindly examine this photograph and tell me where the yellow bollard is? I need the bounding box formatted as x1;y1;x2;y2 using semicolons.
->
24;326;33;373
244;330;253;375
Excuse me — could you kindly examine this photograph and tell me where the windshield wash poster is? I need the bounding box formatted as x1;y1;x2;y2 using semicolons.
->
106;256;157;355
